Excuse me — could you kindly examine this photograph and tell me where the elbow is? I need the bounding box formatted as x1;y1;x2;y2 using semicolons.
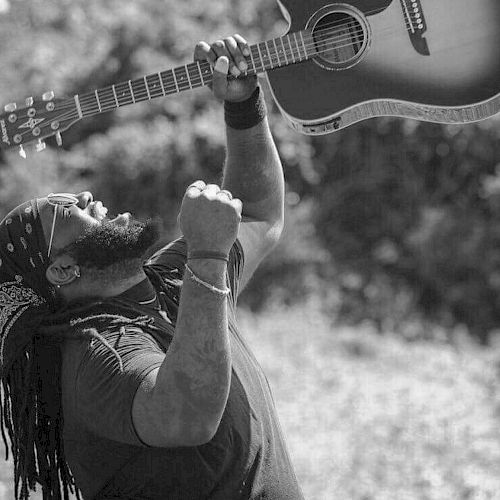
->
180;417;223;446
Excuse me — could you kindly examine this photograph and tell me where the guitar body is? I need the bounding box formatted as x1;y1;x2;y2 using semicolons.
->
266;0;500;134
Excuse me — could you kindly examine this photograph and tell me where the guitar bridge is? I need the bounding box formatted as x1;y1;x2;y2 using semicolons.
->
399;0;430;55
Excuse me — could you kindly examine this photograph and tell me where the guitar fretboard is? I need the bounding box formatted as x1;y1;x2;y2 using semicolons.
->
75;30;315;118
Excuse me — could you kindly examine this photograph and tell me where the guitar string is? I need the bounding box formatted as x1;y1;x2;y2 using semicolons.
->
54;7;424;110
14;26;411;143
17;14;424;142
48;20;405;113
33;8;422;114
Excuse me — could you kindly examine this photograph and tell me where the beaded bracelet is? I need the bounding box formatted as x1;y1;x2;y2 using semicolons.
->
185;264;230;296
187;250;229;262
224;85;267;130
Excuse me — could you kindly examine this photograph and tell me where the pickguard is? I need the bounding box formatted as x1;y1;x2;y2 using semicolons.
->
399;0;429;55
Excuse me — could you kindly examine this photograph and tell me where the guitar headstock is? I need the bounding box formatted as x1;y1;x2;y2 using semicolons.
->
0;91;81;157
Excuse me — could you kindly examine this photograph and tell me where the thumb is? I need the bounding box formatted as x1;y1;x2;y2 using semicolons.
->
212;56;229;99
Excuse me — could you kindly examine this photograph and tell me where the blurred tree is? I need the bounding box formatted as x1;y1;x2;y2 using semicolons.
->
0;0;499;344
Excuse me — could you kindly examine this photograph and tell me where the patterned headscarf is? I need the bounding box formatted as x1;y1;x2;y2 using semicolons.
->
0;199;56;376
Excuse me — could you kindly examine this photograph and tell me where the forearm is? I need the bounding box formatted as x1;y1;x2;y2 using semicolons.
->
222;93;285;226
153;260;231;439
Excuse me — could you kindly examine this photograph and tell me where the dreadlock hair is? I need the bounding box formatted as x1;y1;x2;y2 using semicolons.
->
0;297;164;500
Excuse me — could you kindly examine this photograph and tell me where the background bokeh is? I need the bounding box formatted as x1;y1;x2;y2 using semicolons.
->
0;0;499;498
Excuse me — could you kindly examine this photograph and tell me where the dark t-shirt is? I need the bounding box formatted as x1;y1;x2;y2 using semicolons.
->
61;239;304;500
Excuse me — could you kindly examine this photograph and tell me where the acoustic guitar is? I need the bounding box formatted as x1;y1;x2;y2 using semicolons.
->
1;0;499;157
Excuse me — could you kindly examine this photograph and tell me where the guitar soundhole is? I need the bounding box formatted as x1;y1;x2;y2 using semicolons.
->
309;8;369;71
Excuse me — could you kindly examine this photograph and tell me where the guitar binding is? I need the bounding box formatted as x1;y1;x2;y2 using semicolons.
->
307;3;371;72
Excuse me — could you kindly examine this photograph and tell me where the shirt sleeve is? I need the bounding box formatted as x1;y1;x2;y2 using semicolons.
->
145;237;245;308
73;326;165;446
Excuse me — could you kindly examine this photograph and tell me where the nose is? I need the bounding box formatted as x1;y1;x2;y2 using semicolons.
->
76;191;93;208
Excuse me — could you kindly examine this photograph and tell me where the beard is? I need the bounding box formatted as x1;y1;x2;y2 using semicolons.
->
64;218;161;276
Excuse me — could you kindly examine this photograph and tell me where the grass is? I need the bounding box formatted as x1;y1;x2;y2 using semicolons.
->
0;304;499;499
238;303;500;500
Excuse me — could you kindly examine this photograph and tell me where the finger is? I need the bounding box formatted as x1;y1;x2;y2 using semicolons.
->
202;184;221;199
227;35;248;73
230;198;243;216
223;36;245;76
211;39;240;77
194;40;217;66
213;56;229;98
233;34;251;58
217;189;233;201
185;180;206;198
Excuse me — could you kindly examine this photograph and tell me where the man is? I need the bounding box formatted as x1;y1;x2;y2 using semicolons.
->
0;36;304;499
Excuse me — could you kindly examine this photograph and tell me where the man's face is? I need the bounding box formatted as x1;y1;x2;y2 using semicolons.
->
38;191;160;270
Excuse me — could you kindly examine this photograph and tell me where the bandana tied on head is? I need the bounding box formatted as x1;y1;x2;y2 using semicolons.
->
0;199;78;500
0;200;55;376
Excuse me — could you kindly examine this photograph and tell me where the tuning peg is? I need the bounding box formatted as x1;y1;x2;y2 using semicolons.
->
18;145;26;159
35;139;46;152
4;103;16;112
25;97;34;107
42;91;55;101
55;131;63;147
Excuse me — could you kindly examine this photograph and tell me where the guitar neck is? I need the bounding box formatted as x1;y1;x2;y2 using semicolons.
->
74;30;314;119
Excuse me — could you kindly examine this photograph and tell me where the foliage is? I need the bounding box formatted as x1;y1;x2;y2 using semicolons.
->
0;0;500;343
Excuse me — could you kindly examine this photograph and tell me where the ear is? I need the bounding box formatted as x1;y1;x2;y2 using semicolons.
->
45;254;81;287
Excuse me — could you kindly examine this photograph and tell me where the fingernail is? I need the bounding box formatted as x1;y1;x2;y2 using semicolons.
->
231;66;241;77
243;47;251;56
214;57;229;74
239;61;247;72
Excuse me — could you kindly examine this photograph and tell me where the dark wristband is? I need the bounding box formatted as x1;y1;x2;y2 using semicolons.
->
224;85;267;130
187;250;229;262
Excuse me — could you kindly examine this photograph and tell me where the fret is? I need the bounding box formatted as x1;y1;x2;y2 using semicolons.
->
158;72;166;95
248;46;257;73
299;31;308;59
271;39;281;67
264;40;274;69
256;43;265;71
74;95;83;119
114;81;134;105
280;37;289;65
293;33;302;61
128;81;135;103
145;73;164;98
184;65;192;88
131;78;148;102
272;38;282;66
94;90;102;112
112;85;119;106
197;61;205;85
99;87;117;111
284;35;296;63
160;70;177;95
144;76;151;100
174;66;190;91
199;61;213;85
187;63;202;88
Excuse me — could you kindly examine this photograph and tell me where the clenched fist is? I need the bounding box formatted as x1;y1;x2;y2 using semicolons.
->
179;181;242;255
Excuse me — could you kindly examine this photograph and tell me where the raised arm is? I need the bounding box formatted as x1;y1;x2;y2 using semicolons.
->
132;180;242;447
132;36;283;448
195;35;285;289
